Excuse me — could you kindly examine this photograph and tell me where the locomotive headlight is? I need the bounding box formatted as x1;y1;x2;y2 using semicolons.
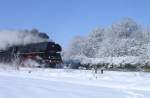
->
52;45;55;47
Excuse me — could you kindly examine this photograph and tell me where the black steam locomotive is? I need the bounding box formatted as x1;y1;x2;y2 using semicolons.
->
0;42;63;68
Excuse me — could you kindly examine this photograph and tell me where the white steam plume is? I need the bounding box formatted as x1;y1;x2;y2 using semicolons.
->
0;29;50;50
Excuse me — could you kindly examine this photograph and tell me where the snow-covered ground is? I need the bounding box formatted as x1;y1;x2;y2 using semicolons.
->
0;68;150;98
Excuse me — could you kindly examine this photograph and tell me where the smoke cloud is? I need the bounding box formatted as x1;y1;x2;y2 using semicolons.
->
0;29;50;50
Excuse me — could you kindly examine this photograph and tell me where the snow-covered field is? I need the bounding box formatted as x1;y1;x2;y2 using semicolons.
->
0;68;150;98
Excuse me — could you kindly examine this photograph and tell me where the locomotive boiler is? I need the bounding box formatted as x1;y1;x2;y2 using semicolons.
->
0;42;63;68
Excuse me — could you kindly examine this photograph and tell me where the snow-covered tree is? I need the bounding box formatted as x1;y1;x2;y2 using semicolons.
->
84;27;105;57
102;18;143;57
111;18;142;39
63;18;150;68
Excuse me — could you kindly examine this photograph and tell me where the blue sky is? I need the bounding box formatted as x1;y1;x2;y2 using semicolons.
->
0;0;149;48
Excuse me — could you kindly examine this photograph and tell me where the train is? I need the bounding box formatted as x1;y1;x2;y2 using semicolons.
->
0;41;63;68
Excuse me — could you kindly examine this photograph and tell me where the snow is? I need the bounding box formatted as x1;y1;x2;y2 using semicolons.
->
0;68;150;98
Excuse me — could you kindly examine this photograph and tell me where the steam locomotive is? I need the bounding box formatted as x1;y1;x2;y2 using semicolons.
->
0;42;63;68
